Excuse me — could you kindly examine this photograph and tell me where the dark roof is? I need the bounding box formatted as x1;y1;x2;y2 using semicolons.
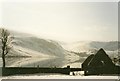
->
82;48;115;69
82;54;94;66
89;48;114;67
82;54;94;70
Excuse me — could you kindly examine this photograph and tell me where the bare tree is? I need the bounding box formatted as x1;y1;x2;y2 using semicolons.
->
0;28;13;68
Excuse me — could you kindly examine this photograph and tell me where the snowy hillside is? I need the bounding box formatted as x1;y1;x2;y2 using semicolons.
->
0;31;65;57
61;41;119;52
60;41;119;59
12;36;65;57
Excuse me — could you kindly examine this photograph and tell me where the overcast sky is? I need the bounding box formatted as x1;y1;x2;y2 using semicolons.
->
0;2;118;42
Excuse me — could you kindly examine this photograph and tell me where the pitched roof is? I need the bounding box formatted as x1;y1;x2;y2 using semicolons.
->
82;48;115;69
88;48;114;67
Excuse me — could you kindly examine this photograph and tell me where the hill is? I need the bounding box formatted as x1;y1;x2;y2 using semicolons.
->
0;31;65;57
61;41;119;52
60;41;119;59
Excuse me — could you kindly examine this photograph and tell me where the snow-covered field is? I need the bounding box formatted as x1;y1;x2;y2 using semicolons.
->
0;74;119;79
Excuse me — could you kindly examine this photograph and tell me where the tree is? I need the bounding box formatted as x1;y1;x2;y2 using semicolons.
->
0;28;13;68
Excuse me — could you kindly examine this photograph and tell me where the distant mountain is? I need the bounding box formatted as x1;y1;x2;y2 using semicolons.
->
60;41;119;59
90;41;119;51
61;41;119;52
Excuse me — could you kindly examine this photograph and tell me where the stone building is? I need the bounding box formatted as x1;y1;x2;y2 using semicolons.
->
82;48;120;75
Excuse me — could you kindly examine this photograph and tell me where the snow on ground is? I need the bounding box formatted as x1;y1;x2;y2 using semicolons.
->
1;74;119;79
